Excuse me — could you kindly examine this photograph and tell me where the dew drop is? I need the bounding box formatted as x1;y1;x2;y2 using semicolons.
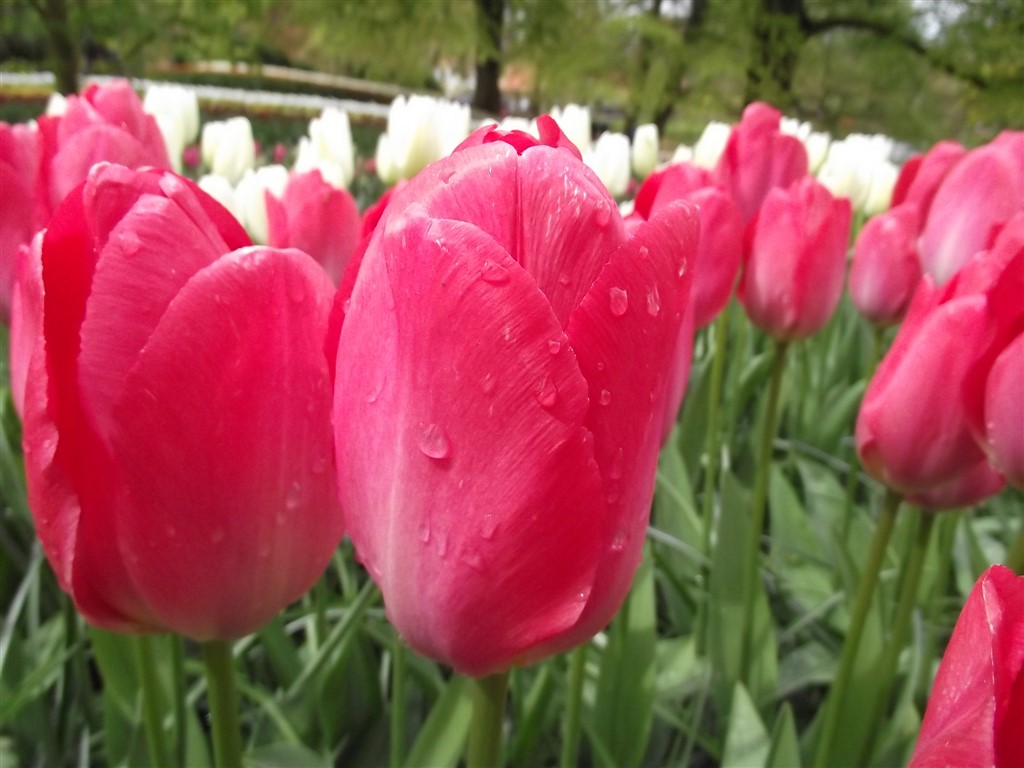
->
343;297;352;314
365;375;386;403
638;245;650;259
596;361;606;372
547;338;562;355
610;529;627;552
646;286;661;316
599;388;612;406
557;271;572;287
481;260;511;284
416;422;452;460
575;588;591;603
418;522;432;544
210;527;226;544
437;531;450;558
609;446;625;479
440;167;456;184
480;372;497;394
464;552;484;572
481;513;499;539
536;375;558;408
594;202;612;228
609;286;628;317
286;481;302;510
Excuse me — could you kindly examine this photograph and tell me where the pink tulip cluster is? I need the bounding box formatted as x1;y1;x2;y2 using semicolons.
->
851;132;1023;325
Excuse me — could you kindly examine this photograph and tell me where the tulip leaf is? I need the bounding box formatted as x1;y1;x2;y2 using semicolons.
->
404;676;473;768
721;683;769;768
591;553;656;767
246;742;329;768
766;703;800;768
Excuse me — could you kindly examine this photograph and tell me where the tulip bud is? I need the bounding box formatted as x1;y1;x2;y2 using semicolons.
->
849;203;922;325
586;131;632;198
295;107;355;189
550;103;592;156
692;120;730;170
143;85;200;173
201;116;256;186
631;123;659;179
233;164;289;244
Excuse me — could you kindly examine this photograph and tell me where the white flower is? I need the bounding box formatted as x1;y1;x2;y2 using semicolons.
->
818;134;896;212
692;121;731;170
234;165;289;244
671;144;694;165
144;85;200;172
377;95;472;182
585;131;632;198
550;104;592;156
295;107;354;189
631;123;659;180
197;174;239;219
45;92;67;116
201;117;255;186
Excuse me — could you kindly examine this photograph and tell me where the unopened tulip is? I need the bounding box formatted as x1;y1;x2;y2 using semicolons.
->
739;176;851;340
266;168;360;284
849;203;922;325
855;236;1019;506
233;164;289;244
691;120;731;171
143;84;200;173
586;131;632;197
201;116;256;185
889;140;965;214
631;123;659;179
632;161;743;328
20;163;343;639
295;107;355;190
909;565;1024;768
376;95;472;182
919;130;1024;285
333;117;698;676
550;103;592;156
712;103;808;222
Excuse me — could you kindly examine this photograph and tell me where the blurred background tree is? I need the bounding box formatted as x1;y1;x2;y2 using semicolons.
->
1;0;1020;146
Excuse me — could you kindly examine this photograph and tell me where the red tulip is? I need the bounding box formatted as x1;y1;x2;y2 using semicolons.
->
21;163;343;640
712;102;808;223
738;175;852;341
909;564;1024;768
266;168;360;284
855;233;1019;506
919;131;1024;285
0;121;45;321
9;233;43;418
632;162;744;328
849;202;922;325
332;117;698;676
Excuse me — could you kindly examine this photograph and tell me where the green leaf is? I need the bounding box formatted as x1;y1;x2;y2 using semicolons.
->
591;554;656;767
404;676;473;768
766;703;800;768
722;683;769;768
246;742;330;768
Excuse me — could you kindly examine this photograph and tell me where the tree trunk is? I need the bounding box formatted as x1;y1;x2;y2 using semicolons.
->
744;0;805;110
472;0;504;114
43;0;79;94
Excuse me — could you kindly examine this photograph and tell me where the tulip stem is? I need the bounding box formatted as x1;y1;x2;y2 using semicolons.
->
201;639;243;768
134;635;170;768
560;644;588;768
171;635;188;767
697;308;731;653
738;338;789;685
1007;529;1024;575
466;670;509;768
390;634;407;768
856;509;936;764
812;488;901;768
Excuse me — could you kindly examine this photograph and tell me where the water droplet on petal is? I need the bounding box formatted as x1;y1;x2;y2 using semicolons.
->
646;286;661;316
286;481;303;510
558;271;572;286
465;552;484;572
594;202;612;228
599;389;612;406
609;447;625;479
419;522;432;544
575;588;591;603
437;531;449;558
211;527;226;544
609;286;628;317
416;422;452;460
610;529;627;552
480;372;497;394
343;297;352;314
481;513;498;539
547;339;562;355
596;361;606;372
638;245;650;259
366;375;386;403
481;260;511;284
536;375;558;408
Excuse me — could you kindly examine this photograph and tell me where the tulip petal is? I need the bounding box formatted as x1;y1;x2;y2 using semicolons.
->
335;214;607;675
108;247;340;640
551;198;697;652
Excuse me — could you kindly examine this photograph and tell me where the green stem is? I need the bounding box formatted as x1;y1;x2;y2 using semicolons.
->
813;488;902;768
390;634;407;768
696;308;731;653
738;338;789;684
1007;528;1024;574
201;639;243;768
856;510;936;764
466;671;509;768
134;635;170;768
171;635;188;767
559;645;588;768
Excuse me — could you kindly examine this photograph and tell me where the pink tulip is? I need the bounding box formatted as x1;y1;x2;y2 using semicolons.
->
738;176;852;341
712;102;808;223
9;233;43;418
889;139;965;215
39;79;172;213
21;163;343;640
266;168;360;284
0;121;45;321
919;131;1024;285
849;202;923;325
332;117;698;676
980;334;1024;490
909;564;1024;768
632;162;744;328
855;236;1019;506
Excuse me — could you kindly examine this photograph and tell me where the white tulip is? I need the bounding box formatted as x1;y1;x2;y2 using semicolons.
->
201;117;255;186
692;121;731;170
144;85;200;172
197;174;239;219
377;95;472;182
585;131;632;198
295;107;354;189
550;104;592;155
234;165;289;244
631;123;660;179
45;92;67;116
